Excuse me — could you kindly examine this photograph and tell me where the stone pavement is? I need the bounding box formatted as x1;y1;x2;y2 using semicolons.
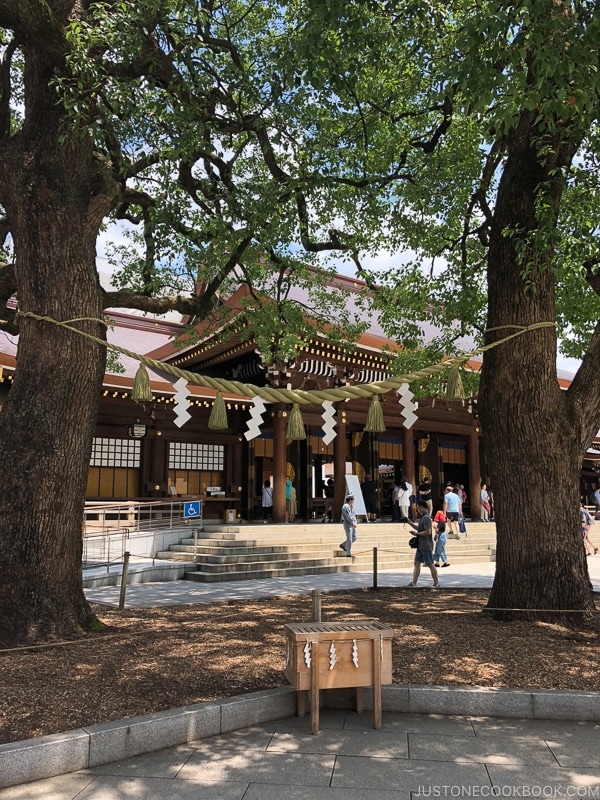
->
1;559;599;798
2;709;600;799
83;556;600;607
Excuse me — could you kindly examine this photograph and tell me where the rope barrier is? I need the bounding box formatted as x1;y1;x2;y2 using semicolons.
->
14;312;556;405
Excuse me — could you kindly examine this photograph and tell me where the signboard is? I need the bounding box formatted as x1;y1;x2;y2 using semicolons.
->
344;475;367;517
184;501;201;519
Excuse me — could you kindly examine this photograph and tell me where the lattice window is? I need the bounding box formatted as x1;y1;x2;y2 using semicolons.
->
169;442;224;470
90;438;141;468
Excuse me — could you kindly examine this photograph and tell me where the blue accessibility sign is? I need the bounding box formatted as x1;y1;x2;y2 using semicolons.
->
184;501;201;518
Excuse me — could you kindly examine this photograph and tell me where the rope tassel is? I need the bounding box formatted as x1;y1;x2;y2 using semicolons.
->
132;363;153;403
446;367;465;400
365;395;386;432
286;403;306;440
208;392;228;430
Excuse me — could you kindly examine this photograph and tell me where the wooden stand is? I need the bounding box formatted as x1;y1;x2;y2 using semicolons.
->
284;620;393;734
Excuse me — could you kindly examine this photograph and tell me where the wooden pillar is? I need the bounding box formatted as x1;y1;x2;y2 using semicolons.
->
273;405;287;523
333;404;347;519
468;428;481;521
144;434;168;497
246;438;256;520
401;427;416;489
371;434;380;516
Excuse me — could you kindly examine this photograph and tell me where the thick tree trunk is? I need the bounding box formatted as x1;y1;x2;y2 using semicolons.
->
0;39;116;645
479;113;596;627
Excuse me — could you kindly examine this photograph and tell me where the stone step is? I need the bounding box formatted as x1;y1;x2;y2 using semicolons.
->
183;563;357;582
160;540;494;561
154;519;497;584
182;552;496;583
179;533;498;549
190;556;344;574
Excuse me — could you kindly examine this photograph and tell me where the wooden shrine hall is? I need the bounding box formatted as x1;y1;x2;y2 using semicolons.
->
0;275;589;522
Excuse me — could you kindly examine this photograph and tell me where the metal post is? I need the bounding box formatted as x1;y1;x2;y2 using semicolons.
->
118;551;130;610
372;547;378;590
311;589;322;622
194;527;198;563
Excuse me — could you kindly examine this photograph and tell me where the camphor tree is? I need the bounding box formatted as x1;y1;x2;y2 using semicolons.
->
287;0;600;624
0;0;435;645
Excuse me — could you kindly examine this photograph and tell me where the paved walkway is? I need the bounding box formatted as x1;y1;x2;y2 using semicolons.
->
1;559;599;799
2;710;600;799
84;556;600;607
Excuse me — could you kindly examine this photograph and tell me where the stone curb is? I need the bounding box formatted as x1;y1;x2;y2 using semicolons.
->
2;684;600;790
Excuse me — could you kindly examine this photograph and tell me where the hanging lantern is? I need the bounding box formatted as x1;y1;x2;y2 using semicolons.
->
208;391;228;430
446;367;465;400
364;395;386;433
286;403;306;440
132;363;152;403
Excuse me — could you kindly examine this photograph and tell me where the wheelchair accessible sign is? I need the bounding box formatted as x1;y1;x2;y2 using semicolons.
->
184;501;201;518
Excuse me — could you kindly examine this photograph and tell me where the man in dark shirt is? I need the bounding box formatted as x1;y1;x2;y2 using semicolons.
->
361;474;377;522
418;478;433;514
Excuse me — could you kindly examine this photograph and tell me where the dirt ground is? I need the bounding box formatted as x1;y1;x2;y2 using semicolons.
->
1;588;599;745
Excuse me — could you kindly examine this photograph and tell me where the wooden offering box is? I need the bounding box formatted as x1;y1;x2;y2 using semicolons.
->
284;620;393;734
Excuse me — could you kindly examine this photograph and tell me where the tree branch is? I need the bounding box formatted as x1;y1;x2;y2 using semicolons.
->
102;236;252;318
583;255;600;296
0;0;67;62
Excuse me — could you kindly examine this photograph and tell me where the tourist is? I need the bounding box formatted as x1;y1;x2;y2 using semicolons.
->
581;502;598;556
361;473;378;522
405;476;416;519
406;500;440;587
433;509;450;567
418;477;433;514
322;477;334;523
443;485;462;539
340;494;358;557
261;479;273;523
391;480;401;522
287;478;297;522
480;483;491;522
285;476;293;522
397;478;411;522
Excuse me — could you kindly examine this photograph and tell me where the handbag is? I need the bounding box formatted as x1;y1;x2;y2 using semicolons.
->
459;516;466;534
409;536;418;548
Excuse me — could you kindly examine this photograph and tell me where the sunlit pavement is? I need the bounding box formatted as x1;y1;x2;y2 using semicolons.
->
2;560;598;798
84;556;600;608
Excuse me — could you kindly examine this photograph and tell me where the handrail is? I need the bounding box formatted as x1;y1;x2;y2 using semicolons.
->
83;499;190;537
82;499;198;569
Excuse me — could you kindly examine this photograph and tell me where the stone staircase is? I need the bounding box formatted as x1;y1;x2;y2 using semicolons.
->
155;520;496;583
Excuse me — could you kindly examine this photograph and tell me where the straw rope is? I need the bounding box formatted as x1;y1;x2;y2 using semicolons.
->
15;312;556;404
